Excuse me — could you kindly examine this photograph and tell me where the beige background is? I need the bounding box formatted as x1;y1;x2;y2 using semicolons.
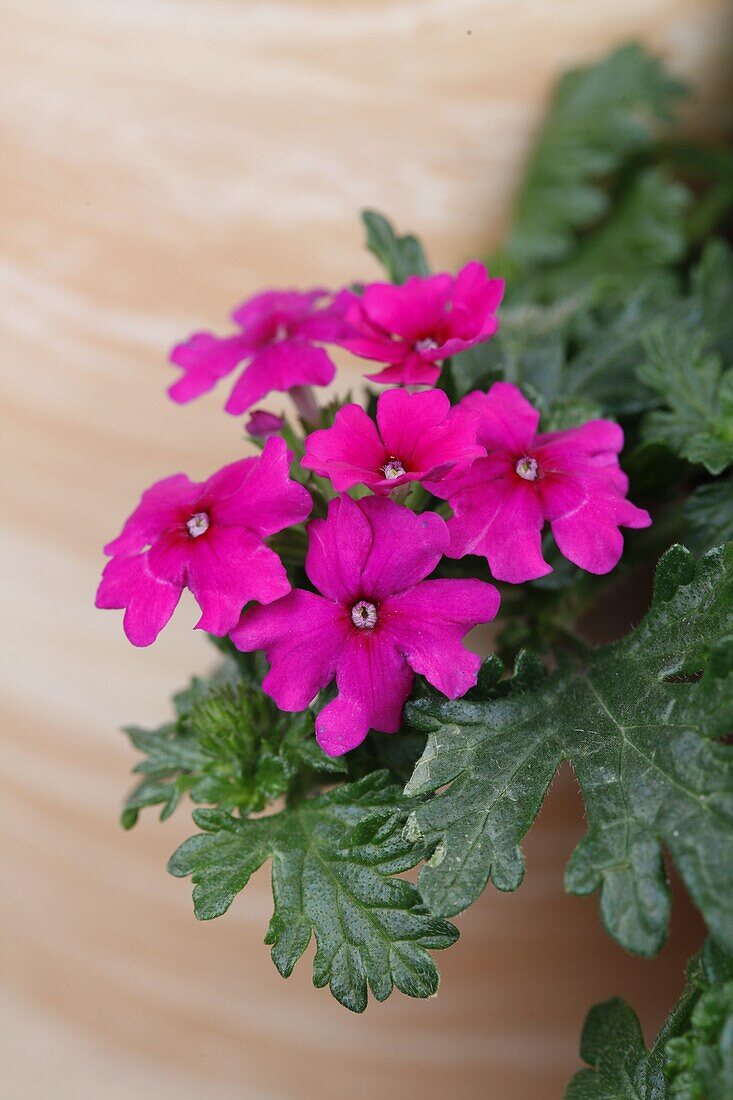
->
2;2;732;1097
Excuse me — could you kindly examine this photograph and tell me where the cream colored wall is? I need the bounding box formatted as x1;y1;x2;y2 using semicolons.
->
2;2;731;1098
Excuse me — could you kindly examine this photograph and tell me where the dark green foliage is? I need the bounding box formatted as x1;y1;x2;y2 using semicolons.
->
121;668;344;828
639;327;733;475
502;43;686;269
361;209;430;283
683;480;733;556
405;544;733;956
565;940;733;1099
168;772;458;1012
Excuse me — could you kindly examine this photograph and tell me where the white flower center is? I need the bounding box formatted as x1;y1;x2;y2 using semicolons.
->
382;458;406;480
414;337;439;354
187;511;210;538
515;456;539;481
351;600;378;629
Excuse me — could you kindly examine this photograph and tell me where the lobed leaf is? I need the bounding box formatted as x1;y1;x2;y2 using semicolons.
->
169;772;458;1012
405;543;733;957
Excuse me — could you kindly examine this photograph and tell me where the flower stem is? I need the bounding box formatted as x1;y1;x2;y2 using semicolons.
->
290;385;320;428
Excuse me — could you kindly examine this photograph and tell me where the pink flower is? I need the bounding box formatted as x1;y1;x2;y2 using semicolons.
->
338;262;504;386
168;289;348;415
230;494;500;755
301;388;484;494
433;382;652;583
96;437;311;646
246;409;285;440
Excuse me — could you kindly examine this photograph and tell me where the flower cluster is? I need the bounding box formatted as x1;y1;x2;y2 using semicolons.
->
97;261;650;754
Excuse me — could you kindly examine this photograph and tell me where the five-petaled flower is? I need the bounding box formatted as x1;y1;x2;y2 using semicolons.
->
337;262;504;386
168;289;348;415
301;388;484;494
432;381;652;583
96;437;311;646
230;494;500;755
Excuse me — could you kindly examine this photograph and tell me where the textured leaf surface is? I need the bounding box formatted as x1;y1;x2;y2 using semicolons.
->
640;327;733;475
122;670;344;827
683;479;733;557
566;940;733;1099
169;772;458;1012
405;544;733;956
504;44;685;267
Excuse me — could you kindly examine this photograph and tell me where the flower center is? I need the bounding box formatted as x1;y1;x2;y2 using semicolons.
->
414;337;439;354
186;511;210;538
382;457;406;480
515;456;539;481
351;600;378;629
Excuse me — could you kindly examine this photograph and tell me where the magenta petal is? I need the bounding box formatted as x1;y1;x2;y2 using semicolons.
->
205;437;312;537
375;388;449;463
460;382;540;453
362;275;453;341
302;404;387;491
383;577;499;698
365;358;442;386
104;474;198;556
95;554;182;647
231;590;349;711
168;332;254;404
544;474;651;575
230;288;325;328
224;339;336;416
358;497;449;599
305;494;373;603
446;471;551;583
315;633;414;756
187;527;291;635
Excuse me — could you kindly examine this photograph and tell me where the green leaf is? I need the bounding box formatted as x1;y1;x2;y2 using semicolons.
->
168;772;458;1012
405;543;733;957
361;210;430;283
121;672;345;826
539;167;689;298
504;43;686;268
683;480;733;557
639;327;733;475
565;940;733;1099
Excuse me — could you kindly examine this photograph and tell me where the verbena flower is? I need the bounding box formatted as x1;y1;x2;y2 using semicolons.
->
96;437;311;646
301;387;483;494
337;262;504;386
230;494;499;755
168;289;347;414
433;381;651;583
246;410;285;440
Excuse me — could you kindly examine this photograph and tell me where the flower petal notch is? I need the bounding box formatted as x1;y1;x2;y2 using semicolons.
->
302;387;484;494
433;381;652;583
231;494;500;756
337;262;504;386
96;437;312;646
168;289;349;414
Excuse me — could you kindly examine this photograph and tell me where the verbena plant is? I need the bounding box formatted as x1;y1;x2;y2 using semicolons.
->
97;44;733;1096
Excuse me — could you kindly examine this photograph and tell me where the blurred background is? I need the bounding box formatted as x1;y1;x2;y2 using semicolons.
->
2;2;732;1097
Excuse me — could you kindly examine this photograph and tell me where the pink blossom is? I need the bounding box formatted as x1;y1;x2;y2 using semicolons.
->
96;437;311;646
230;494;499;755
432;382;651;583
246;410;285;440
301;388;484;494
169;289;348;415
338;262;504;386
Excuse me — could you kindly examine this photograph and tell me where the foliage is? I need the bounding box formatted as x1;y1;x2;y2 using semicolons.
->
405;544;733;956
639;327;733;475
361;209;430;283
121;661;344;828
566;940;733;1099
168;771;458;1012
